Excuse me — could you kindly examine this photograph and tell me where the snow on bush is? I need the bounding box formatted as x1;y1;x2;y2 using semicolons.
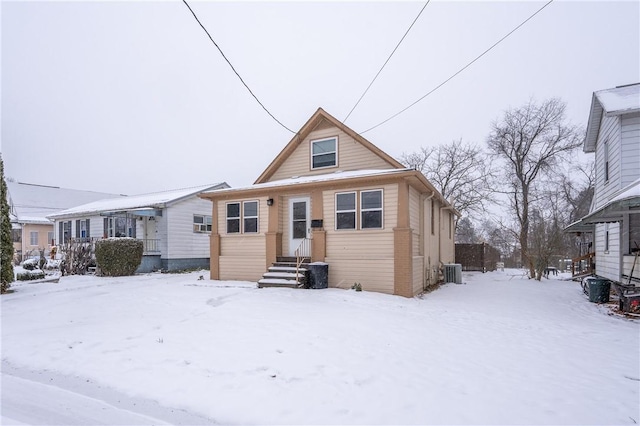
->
21;258;38;271
95;238;143;277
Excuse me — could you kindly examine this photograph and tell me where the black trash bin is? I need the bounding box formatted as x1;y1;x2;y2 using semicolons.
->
307;262;329;289
585;277;611;303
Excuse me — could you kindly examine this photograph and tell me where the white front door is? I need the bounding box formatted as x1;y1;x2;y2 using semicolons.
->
289;197;310;256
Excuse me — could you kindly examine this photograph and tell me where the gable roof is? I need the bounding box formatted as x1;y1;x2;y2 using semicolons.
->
584;83;640;153
7;181;124;225
48;183;229;219
254;108;405;184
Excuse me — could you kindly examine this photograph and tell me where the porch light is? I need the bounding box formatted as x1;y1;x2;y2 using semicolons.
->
267;198;274;206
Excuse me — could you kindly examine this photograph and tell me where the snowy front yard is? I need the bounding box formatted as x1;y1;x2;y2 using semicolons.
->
1;270;639;425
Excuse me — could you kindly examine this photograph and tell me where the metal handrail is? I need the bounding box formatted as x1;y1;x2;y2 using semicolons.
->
294;238;310;287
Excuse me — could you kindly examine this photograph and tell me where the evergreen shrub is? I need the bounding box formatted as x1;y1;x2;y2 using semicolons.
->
95;238;143;277
16;270;45;281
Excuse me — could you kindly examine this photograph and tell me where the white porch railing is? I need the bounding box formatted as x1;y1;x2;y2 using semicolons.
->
294;238;311;287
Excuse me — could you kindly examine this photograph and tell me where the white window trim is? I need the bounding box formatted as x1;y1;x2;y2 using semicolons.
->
360;189;384;230
242;200;260;234
310;136;338;170
193;214;212;233
30;231;39;246
335;191;357;230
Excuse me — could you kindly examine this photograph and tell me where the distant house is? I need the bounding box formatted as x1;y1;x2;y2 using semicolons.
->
6;181;123;262
48;183;229;272
566;83;640;284
200;108;457;297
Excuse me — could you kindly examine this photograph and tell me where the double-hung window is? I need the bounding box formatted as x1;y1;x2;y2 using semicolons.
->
336;192;356;229
361;190;383;229
194;215;212;233
226;203;241;234
336;190;383;230
226;201;259;234
243;201;259;233
30;231;38;246
311;137;337;169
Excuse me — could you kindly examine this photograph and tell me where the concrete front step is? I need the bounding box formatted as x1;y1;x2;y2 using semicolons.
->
263;272;305;279
268;266;308;273
257;278;303;288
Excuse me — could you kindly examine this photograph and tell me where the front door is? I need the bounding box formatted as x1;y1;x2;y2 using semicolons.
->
289;197;310;256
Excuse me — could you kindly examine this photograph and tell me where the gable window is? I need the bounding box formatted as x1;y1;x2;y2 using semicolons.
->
604;139;609;182
30;231;38;246
226;203;240;234
361;190;383;229
336;192;356;229
194;215;212;233
311;137;337;169
243;201;259;233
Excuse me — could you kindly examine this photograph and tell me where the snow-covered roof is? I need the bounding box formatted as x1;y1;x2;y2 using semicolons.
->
609;178;640;204
48;183;229;219
203;169;413;195
7;181;124;225
584;83;640;152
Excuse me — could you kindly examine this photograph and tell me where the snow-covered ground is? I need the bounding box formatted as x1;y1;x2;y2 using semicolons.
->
1;270;638;425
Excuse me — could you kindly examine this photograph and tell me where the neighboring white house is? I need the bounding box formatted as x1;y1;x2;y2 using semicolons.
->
567;83;640;284
47;183;229;272
6;181;124;262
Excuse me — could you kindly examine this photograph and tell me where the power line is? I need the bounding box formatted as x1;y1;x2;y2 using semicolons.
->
181;0;296;134
343;1;430;123
359;0;555;134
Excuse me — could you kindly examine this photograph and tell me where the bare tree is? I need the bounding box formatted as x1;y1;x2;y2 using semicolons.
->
486;98;583;279
400;139;495;224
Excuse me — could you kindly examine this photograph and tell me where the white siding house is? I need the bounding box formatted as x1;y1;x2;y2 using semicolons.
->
48;183;229;272
568;84;640;283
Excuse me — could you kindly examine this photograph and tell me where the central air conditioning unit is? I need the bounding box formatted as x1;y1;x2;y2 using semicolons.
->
444;264;462;284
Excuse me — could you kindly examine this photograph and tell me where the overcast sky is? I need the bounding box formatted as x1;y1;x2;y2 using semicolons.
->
2;0;638;196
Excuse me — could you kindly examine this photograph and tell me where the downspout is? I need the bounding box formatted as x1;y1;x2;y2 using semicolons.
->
422;192;434;291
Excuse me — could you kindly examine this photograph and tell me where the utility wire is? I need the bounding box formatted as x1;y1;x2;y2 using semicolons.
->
359;0;555;134
344;1;430;123
182;0;296;134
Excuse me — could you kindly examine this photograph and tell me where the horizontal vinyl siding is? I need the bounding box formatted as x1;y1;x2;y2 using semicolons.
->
269;127;395;182
220;235;266;257
323;183;398;230
325;258;395;294
219;256;265;282
217;197;268;281
594;115;621;210
325;231;394;259
410;187;421;257
413;256;424;295
166;197;213;259
594;223;620;281
620;113;640;187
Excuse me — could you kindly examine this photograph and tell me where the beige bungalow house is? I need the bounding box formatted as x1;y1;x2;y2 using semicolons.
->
201;108;457;297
